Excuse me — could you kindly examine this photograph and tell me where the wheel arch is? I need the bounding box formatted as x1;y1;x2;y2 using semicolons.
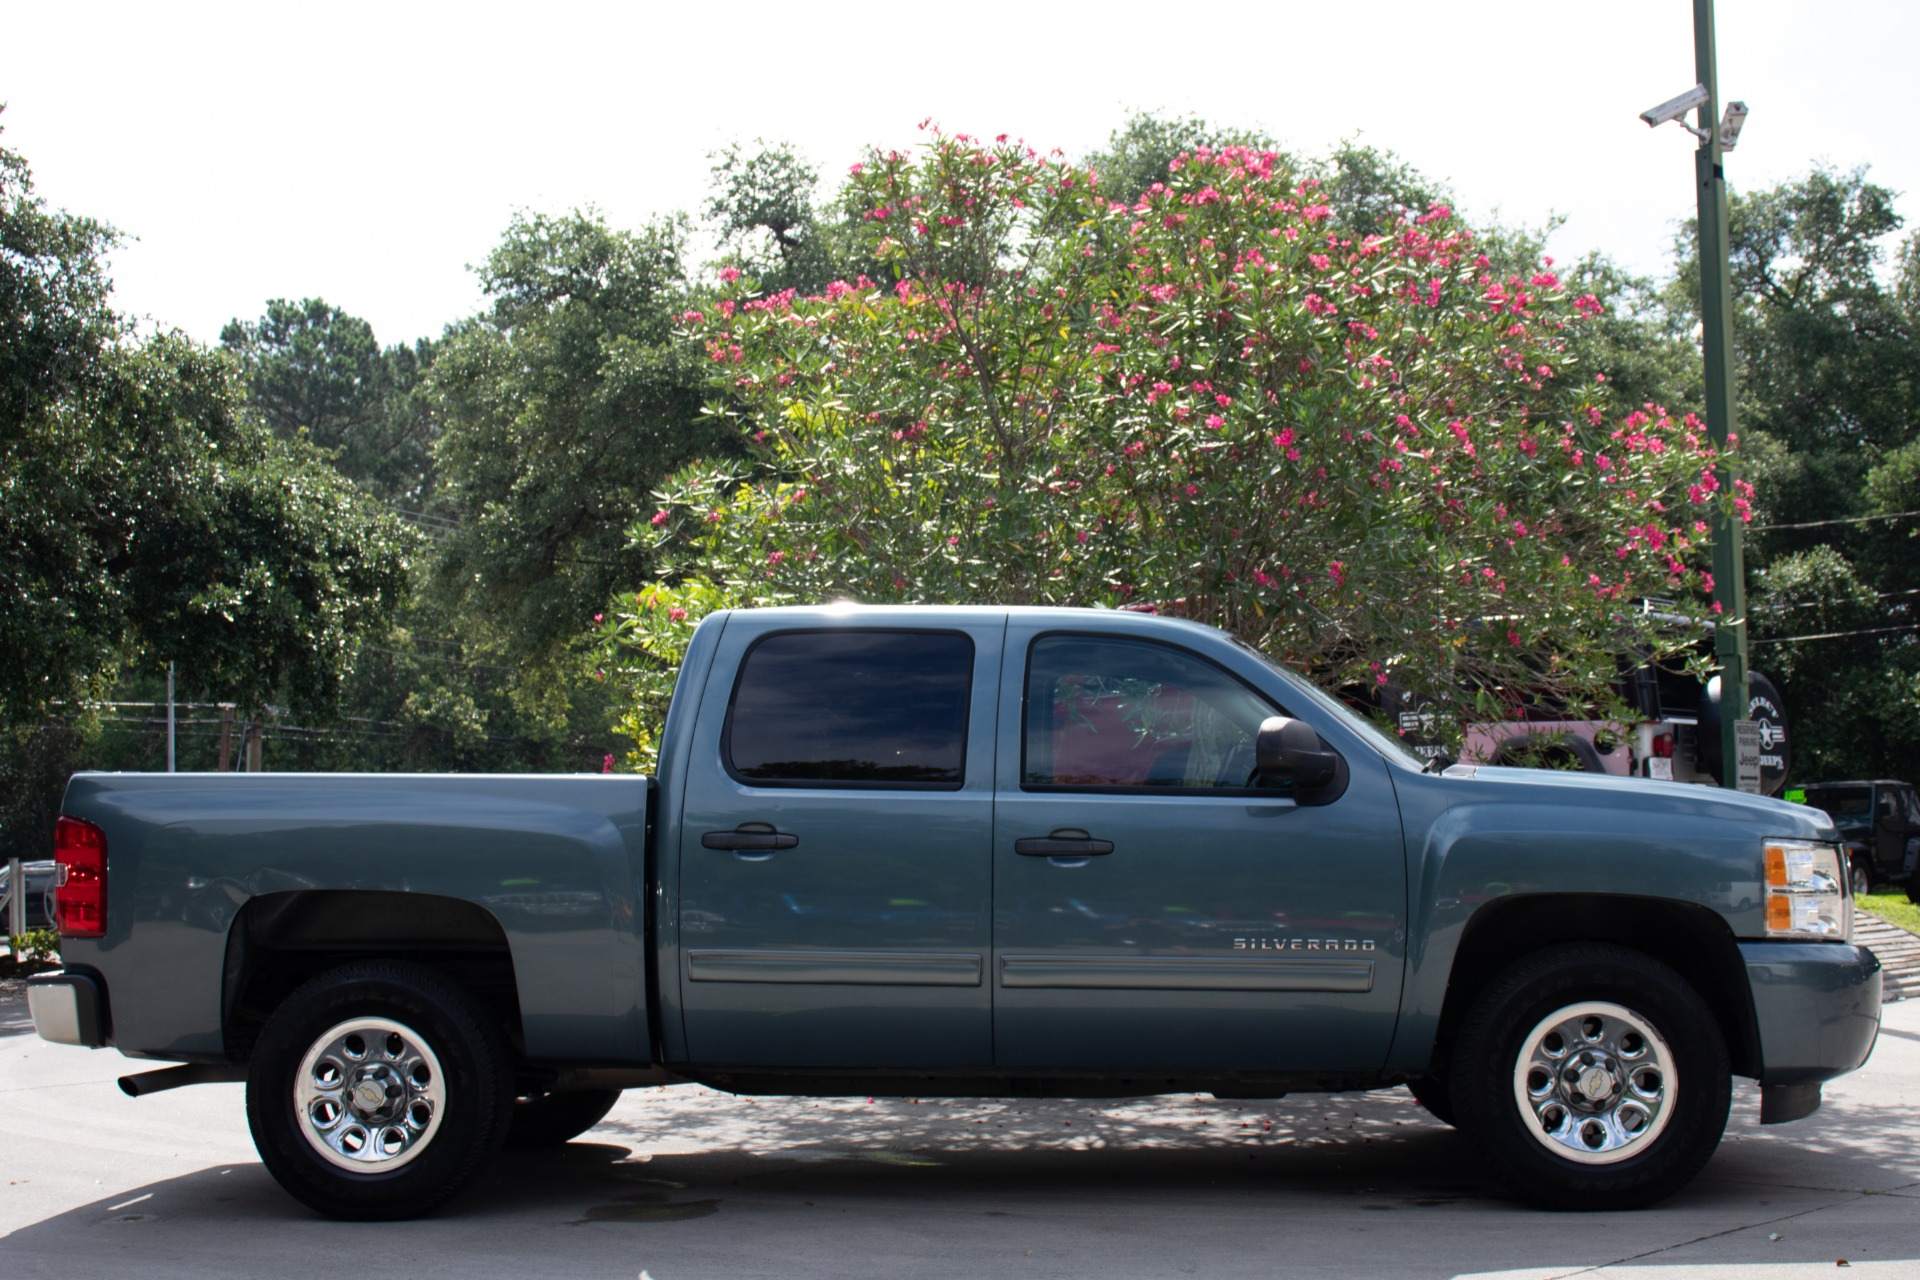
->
1430;893;1760;1080
224;890;522;1062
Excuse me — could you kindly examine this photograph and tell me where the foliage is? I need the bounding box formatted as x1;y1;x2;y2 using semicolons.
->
2;128;415;725
428;209;730;663
705;141;848;296
220;298;442;508
1087;112;1282;205
606;127;1733;755
0;723;91;865
2;928;60;976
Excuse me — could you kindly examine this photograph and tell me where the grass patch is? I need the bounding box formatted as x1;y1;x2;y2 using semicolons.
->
1860;892;1920;937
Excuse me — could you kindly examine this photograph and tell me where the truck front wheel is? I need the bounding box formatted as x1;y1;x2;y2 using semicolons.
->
1452;943;1730;1211
246;961;511;1219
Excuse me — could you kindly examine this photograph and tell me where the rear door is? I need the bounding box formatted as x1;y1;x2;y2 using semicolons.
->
676;614;1002;1069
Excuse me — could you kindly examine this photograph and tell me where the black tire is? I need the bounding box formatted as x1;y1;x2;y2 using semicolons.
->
1452;943;1730;1211
1849;855;1873;899
1405;1074;1456;1126
503;1088;623;1150
246;961;511;1219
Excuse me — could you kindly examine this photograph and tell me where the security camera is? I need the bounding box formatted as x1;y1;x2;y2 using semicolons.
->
1719;100;1750;151
1641;84;1710;128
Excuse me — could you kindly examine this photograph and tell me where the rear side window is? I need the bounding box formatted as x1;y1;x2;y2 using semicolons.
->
724;630;973;788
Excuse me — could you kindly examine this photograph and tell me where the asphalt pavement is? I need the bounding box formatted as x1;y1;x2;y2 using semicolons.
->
2;980;1917;1280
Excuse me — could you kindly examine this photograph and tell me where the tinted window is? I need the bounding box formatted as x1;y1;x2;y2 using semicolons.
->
1806;786;1872;821
1023;634;1279;791
725;630;973;787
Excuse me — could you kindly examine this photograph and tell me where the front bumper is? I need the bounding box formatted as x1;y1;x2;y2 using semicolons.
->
26;970;109;1048
1741;940;1881;1094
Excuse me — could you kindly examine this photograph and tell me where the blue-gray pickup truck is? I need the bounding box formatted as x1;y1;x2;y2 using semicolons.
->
29;606;1882;1217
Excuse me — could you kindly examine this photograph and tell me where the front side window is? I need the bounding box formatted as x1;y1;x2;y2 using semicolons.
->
1022;634;1281;792
725;630;973;788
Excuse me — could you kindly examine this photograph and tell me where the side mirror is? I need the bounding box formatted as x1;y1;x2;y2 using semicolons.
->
1255;716;1340;791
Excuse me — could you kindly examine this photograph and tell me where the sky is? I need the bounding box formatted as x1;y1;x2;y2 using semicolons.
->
3;0;1914;349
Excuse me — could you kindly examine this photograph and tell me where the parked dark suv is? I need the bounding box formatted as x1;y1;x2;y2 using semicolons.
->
1798;780;1920;901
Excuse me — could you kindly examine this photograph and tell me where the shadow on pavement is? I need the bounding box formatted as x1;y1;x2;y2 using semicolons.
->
3;1079;1916;1280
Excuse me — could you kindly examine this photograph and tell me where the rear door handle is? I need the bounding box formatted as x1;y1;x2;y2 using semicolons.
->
1014;829;1114;857
702;824;799;851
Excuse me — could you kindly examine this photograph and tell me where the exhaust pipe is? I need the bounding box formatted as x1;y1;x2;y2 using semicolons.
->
118;1063;248;1097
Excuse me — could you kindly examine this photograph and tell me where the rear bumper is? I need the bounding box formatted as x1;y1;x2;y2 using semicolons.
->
26;970;109;1048
1740;940;1881;1088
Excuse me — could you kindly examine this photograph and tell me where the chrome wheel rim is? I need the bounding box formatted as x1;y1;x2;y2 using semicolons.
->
295;1017;446;1174
1512;1001;1675;1165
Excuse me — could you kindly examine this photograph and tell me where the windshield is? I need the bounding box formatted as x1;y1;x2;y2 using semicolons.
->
1804;786;1872;821
1232;639;1428;769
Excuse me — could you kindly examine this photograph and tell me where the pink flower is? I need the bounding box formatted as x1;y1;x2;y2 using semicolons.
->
1328;561;1346;587
650;510;670;526
602;754;614;775
1206;414;1225;430
593;613;603;623
768;551;786;565
668;607;688;623
719;266;741;284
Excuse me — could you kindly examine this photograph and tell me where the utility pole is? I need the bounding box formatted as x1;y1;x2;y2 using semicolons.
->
1693;0;1753;790
166;662;177;772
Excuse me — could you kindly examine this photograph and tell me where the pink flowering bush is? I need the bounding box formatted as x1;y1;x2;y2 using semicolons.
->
607;127;1737;754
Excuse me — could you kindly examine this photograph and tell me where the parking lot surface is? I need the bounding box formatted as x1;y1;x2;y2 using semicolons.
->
3;983;1916;1280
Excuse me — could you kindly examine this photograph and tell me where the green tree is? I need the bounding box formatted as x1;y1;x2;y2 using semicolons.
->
428;209;730;662
705;141;849;296
221;298;442;509
1667;166;1920;781
1087;112;1282;204
1;123;413;726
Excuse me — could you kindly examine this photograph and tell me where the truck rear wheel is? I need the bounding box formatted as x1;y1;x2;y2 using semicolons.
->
503;1087;623;1150
246;961;510;1219
1452;943;1730;1210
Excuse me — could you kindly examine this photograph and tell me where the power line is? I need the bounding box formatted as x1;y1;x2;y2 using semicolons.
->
1753;509;1920;532
1751;621;1920;645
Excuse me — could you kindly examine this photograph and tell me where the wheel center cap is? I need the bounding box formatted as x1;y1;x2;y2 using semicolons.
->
1577;1064;1615;1101
352;1078;389;1112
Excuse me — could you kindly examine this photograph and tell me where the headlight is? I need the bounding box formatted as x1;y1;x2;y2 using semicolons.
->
1764;840;1851;940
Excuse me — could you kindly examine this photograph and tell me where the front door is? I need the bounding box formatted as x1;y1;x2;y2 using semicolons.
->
991;624;1406;1073
677;614;1002;1069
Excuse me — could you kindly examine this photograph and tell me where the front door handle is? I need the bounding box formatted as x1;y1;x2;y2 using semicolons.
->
702;824;799;852
1014;828;1114;857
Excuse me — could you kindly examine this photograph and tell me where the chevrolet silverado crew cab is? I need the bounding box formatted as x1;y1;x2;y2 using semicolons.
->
28;606;1882;1218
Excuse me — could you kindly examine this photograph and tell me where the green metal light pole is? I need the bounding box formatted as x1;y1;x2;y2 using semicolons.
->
1691;0;1751;790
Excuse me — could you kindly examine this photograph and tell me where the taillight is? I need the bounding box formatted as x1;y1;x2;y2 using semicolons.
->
53;816;107;939
1652;734;1675;759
